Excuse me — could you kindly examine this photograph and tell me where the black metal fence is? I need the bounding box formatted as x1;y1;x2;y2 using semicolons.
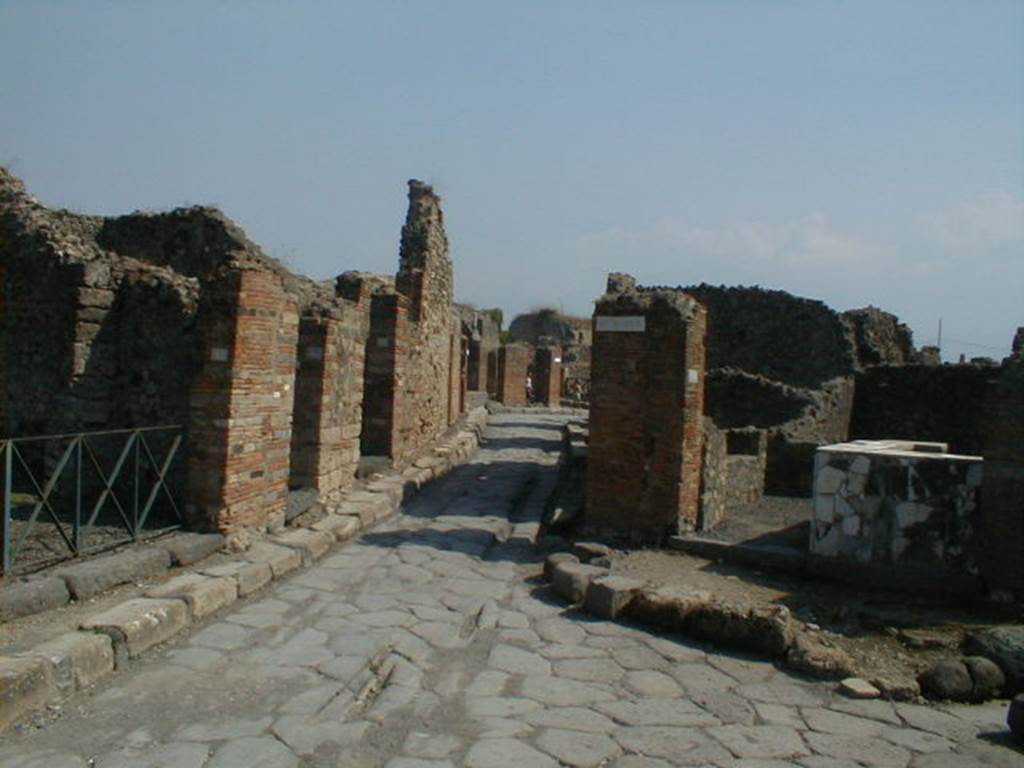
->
1;425;184;574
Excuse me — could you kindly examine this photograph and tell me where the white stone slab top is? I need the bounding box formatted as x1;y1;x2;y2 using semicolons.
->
818;439;982;463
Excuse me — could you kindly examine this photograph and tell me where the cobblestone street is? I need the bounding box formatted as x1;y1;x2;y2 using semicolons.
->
0;414;1016;768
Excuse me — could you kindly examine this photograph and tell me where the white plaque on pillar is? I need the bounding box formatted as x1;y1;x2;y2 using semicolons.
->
595;316;645;332
687;368;700;384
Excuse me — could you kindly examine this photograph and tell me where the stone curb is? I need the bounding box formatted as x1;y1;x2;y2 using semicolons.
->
0;406;490;733
542;550;922;704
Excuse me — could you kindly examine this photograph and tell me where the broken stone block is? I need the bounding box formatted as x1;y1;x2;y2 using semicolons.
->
570;541;612;563
56;547;172;600
838;677;880;699
270;528;333;563
785;632;857;680
81;598;189;663
624;586;710;630
0;656;54;731
687;602;796;658
26;632;114;694
965;625;1024;692
311;514;361;542
583;575;646;620
964;656;1006;701
161;532;225;566
146;573;238;620
0;577;71;622
551;562;608;604
244;541;302;578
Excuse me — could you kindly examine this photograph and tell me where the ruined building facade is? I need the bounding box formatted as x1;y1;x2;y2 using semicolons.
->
0;171;469;548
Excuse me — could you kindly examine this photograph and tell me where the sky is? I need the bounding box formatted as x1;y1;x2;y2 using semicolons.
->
1;1;1021;362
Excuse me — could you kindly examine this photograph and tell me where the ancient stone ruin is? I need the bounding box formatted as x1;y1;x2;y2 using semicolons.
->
0;170;488;553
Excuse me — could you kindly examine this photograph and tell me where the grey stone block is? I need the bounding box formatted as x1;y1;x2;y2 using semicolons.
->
270;529;333;564
201;560;273;597
26;632;114;694
146;574;237;619
0;656;54;731
583;575;645;619
80;598;189;663
311;514;361;542
244;542;302;578
0;577;70;622
161;532;225;566
551;562;608;604
57;547;172;600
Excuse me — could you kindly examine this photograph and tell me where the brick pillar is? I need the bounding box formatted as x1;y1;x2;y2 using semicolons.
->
188;264;298;538
534;347;562;406
497;344;532;406
486;350;498;398
981;359;1024;594
360;293;403;457
585;276;707;541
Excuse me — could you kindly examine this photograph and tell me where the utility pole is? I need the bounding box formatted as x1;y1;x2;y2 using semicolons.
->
937;318;943;354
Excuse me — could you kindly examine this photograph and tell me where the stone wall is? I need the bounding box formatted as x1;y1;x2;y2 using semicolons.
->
981;359;1024;594
810;440;983;590
850;364;998;455
497;344;531;406
700;422;767;530
586;274;707;541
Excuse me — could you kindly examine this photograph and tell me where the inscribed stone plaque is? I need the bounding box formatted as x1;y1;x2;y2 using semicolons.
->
210;347;229;362
595;316;645;332
687;368;700;384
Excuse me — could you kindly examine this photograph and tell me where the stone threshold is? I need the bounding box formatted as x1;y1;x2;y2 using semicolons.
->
0;407;489;733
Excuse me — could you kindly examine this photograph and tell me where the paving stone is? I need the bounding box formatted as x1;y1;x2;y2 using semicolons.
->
172;716;274;742
893;703;978;740
188;621;252;651
708;724;810;759
489;644;551;675
691;689;758;725
553;657;625;683
801;706;886;736
244;542;302;578
533;616;588;645
464;738;557;768
536;727;621;767
80;598;188;662
386;759;455;768
161;532;225;566
597;698;719;727
57;547;171;600
26;631;114;694
0;576;71;621
827;697;901;725
163;647;223;671
0;750;88;768
0;655;54;731
271;716;369;754
539;643;604;660
612;758;673;768
622;669;684;697
466;670;508;697
146;573;237;619
402;732;461;758
880;726;956;753
613;725;734;763
93;742;211;768
610;645;668;671
201;560;273;596
206;735;298;768
803;732;912;767
466;695;543;718
754;702;805;729
737;681;827;708
521;675;616;706
524;706;617;733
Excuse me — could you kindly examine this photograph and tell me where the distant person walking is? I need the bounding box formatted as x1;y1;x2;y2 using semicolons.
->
525;374;534;404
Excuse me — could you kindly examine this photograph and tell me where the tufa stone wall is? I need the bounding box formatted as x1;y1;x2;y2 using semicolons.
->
700;422;767;531
586;274;707;541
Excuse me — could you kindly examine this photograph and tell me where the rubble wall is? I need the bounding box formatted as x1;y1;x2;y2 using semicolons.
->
700;423;767;530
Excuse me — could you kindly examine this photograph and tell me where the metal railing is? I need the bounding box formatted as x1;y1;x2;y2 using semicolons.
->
1;425;184;574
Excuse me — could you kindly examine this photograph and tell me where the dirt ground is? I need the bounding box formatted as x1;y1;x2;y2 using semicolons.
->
609;545;1019;695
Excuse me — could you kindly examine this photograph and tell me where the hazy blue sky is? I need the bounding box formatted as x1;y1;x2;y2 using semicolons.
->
2;1;1021;361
